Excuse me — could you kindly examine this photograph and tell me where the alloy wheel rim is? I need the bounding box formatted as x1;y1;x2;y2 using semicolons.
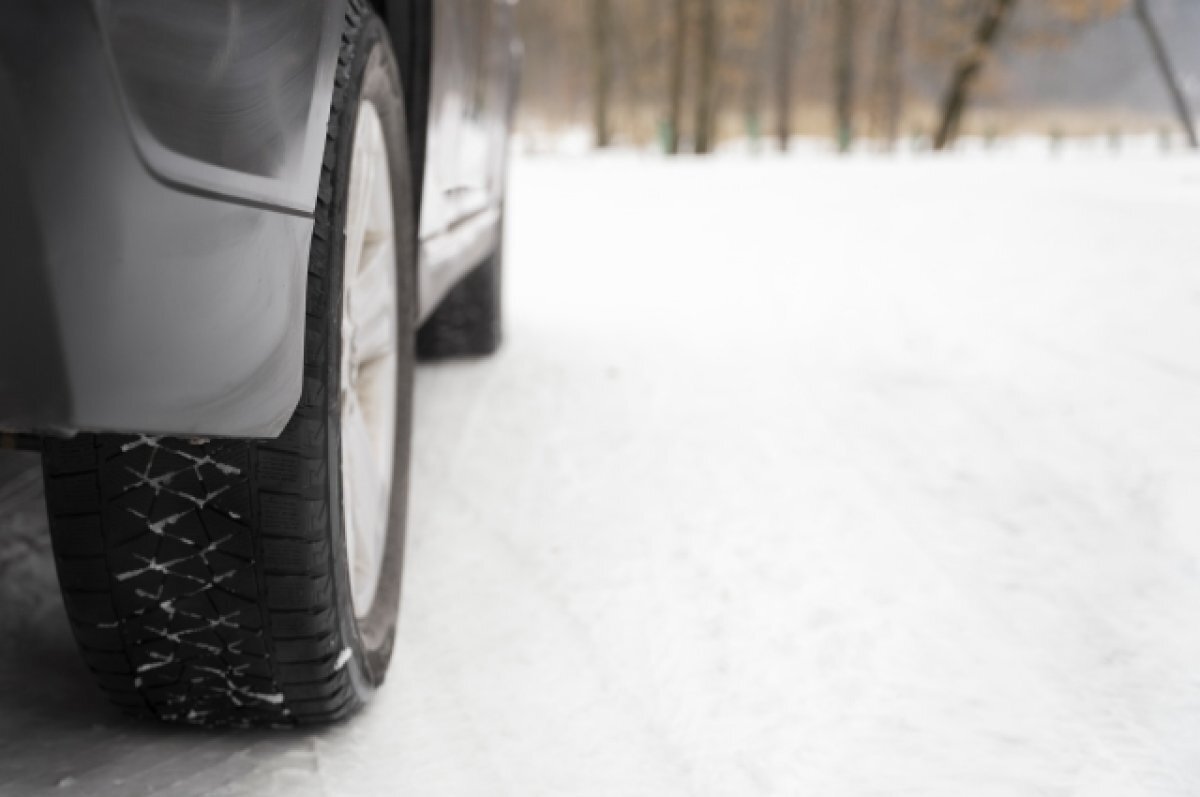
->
340;99;399;620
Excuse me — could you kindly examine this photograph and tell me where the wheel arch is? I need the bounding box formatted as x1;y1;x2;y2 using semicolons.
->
370;0;432;226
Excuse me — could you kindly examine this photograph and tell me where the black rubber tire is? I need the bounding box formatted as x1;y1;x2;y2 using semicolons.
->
40;2;415;728
416;227;505;359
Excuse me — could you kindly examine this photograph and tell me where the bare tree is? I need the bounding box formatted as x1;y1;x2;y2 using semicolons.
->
775;0;794;151
833;0;856;153
666;0;688;154
933;0;1018;151
591;0;613;148
877;0;904;150
1133;0;1198;149
518;0;1151;157
694;0;719;154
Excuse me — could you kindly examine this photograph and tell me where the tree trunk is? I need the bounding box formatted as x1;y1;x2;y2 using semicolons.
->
694;0;718;155
833;0;856;154
879;0;904;151
591;0;613;148
775;0;793;151
1134;0;1198;150
666;0;688;154
932;0;1017;152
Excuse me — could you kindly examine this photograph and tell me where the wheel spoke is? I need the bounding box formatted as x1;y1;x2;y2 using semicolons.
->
349;238;397;365
344;123;376;281
343;395;390;609
365;129;393;241
339;100;400;619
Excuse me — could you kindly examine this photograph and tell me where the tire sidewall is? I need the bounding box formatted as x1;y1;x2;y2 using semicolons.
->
327;13;416;697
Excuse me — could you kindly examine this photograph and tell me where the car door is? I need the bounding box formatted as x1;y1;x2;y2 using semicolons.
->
454;0;519;212
421;0;479;243
419;0;515;318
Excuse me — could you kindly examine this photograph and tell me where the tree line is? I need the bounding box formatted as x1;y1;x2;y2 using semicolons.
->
517;0;1197;153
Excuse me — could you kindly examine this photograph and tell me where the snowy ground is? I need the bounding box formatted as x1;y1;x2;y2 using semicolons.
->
2;150;1200;795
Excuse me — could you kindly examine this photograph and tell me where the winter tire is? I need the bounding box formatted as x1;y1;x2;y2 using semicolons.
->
417;224;505;359
40;1;415;727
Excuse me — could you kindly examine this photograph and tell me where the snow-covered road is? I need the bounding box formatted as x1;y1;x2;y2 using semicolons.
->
2;152;1200;795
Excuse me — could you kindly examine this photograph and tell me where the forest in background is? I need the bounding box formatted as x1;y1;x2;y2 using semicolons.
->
515;0;1200;153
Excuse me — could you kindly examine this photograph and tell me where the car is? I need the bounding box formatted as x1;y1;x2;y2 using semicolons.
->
0;0;520;727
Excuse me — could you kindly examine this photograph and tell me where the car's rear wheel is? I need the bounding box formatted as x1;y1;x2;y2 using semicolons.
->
417;220;505;359
40;2;414;727
417;216;506;360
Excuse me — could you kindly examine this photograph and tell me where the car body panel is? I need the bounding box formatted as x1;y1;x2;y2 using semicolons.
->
0;0;518;438
0;0;313;438
416;0;517;321
96;0;345;215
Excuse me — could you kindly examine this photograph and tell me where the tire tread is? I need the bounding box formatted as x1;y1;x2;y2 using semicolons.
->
40;0;376;727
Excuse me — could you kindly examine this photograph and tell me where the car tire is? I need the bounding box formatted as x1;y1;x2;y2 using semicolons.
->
40;0;415;727
417;223;505;359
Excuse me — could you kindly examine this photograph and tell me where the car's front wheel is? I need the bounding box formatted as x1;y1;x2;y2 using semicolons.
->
40;1;414;727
